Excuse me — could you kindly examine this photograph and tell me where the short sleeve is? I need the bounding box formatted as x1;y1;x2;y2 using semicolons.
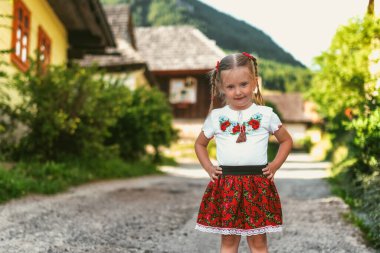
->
268;111;282;134
202;113;215;139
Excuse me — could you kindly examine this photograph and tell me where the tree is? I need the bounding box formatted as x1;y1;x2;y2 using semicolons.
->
308;16;379;138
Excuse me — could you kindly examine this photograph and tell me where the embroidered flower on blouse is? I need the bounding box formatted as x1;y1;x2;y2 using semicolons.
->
220;120;231;131
219;113;262;135
247;113;262;130
232;124;241;134
248;119;260;129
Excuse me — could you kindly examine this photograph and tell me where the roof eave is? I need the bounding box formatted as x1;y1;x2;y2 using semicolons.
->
152;68;212;76
48;0;116;59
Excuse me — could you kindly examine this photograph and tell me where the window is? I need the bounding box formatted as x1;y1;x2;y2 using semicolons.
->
37;26;51;72
169;77;197;104
11;0;31;72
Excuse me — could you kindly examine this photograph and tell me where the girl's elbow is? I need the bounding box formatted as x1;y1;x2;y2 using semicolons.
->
194;142;204;152
289;137;293;149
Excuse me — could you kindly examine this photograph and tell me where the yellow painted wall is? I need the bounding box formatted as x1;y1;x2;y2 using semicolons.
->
27;0;67;65
106;70;152;90
0;0;68;76
0;0;14;75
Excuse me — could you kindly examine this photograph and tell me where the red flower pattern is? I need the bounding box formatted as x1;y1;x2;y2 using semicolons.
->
232;124;241;134
248;119;260;129
221;121;231;131
196;175;282;231
220;116;260;134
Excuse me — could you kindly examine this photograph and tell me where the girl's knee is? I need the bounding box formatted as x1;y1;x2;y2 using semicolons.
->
221;234;241;246
247;233;267;249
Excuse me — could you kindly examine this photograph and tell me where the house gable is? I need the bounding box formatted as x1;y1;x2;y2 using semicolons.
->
135;26;225;73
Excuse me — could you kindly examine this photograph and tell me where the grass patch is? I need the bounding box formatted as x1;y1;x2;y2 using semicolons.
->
0;157;162;204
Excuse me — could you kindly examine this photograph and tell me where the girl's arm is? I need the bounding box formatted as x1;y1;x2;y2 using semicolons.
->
262;126;293;181
194;132;222;182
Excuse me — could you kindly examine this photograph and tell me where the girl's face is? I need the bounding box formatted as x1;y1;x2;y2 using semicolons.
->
220;66;256;110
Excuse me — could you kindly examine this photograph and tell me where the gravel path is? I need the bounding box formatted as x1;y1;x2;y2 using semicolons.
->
0;153;376;253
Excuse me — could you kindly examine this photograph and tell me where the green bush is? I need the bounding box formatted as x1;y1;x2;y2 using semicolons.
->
106;86;178;161
349;107;380;173
7;62;130;161
294;136;313;152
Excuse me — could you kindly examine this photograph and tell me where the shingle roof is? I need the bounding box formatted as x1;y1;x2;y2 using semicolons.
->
102;4;135;47
78;4;144;68
263;93;321;123
78;38;145;68
135;26;226;71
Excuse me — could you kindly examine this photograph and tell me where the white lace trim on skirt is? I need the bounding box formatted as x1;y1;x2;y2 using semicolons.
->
195;223;282;236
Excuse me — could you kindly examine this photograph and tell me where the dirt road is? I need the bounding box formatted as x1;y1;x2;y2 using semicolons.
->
0;153;376;253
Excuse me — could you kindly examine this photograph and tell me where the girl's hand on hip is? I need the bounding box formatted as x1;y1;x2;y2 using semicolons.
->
207;165;222;182
262;163;278;182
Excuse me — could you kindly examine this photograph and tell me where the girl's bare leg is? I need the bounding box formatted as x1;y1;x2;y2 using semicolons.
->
246;233;268;253
220;234;241;253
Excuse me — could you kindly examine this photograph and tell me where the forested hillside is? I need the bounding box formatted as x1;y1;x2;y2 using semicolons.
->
101;0;312;91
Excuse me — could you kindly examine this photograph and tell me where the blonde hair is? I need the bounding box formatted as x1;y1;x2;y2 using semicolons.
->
208;53;264;112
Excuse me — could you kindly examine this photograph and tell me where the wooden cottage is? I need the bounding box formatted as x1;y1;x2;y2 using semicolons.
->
78;4;155;88
135;25;226;119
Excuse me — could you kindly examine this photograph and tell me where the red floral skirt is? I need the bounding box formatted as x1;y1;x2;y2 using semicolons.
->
195;174;283;236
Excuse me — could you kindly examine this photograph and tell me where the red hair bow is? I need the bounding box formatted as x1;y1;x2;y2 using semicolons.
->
242;52;256;61
215;61;220;71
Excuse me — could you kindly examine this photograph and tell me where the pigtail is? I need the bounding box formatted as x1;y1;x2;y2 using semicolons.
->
208;69;218;112
254;85;264;105
251;57;264;105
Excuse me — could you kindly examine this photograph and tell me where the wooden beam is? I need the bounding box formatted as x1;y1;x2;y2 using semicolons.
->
152;69;211;76
68;30;103;48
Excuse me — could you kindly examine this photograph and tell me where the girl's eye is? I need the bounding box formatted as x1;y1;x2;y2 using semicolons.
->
241;82;248;87
226;86;234;89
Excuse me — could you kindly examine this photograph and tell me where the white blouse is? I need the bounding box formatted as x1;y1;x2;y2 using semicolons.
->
202;103;282;166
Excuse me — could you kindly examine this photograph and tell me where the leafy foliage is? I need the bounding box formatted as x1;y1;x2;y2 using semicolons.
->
349;107;380;171
6;62;130;161
309;15;380;248
106;86;178;161
0;58;178;162
308;16;378;137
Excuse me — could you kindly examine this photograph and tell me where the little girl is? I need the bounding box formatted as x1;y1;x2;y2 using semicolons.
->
194;52;293;253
